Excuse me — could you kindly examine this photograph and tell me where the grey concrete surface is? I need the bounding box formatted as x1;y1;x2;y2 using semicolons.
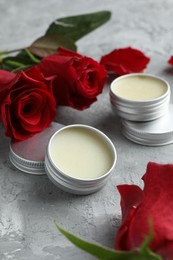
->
0;0;173;259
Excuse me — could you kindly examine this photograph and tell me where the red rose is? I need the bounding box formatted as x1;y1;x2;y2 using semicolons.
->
0;67;56;140
38;48;107;110
115;162;173;260
100;46;150;75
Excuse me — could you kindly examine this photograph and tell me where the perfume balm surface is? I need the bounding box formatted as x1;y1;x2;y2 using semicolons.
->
49;126;115;179
111;75;168;101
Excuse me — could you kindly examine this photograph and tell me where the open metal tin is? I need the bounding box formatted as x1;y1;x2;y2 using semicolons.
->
110;73;170;122
44;124;117;195
9;123;117;195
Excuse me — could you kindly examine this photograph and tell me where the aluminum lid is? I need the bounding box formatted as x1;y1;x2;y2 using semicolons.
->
9;122;64;174
121;104;173;146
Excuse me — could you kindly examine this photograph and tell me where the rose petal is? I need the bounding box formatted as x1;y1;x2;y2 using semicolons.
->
168;56;173;65
100;46;150;75
117;184;144;223
57;47;82;58
0;69;15;84
115;206;138;251
128;163;173;250
115;162;173;260
156;241;173;260
16;93;43;125
38;54;73;77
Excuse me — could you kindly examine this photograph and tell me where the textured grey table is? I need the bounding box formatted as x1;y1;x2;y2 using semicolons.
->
0;0;173;259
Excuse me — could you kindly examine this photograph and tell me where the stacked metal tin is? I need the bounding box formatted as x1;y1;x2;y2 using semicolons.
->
110;73;173;146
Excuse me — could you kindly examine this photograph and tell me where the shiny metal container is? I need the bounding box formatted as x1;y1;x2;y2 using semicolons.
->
9;123;117;195
9;122;63;175
121;104;173;146
44;124;117;195
110;73;170;121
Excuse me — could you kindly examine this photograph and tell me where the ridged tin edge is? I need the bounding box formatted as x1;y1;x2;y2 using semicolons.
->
9;144;45;175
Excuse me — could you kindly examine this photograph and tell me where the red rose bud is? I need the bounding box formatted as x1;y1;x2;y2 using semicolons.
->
115;162;173;260
100;46;150;76
0;67;56;140
38;48;107;110
168;56;173;65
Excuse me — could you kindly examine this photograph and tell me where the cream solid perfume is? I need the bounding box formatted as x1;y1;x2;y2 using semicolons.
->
111;74;168;101
110;73;170;121
10;123;117;195
48;126;114;179
45;124;116;194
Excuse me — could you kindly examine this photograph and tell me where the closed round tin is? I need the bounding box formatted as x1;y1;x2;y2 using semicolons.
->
110;73;170;121
121;104;173;146
44;124;117;195
9;122;64;174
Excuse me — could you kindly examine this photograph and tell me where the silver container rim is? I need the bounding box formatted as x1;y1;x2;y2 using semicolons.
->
110;73;170;104
121;119;173;135
121;115;173;146
45;154;109;195
9;144;45;175
122;128;173;146
45;124;117;182
111;93;170;110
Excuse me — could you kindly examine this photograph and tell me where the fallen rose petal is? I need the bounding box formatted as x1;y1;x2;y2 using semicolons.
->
100;47;150;75
168;56;173;65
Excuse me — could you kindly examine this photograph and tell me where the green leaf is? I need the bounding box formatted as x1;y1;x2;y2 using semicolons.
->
24;48;40;63
0;11;111;70
28;34;77;58
46;11;111;42
0;51;9;56
0;49;39;72
0;63;14;71
55;223;162;260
